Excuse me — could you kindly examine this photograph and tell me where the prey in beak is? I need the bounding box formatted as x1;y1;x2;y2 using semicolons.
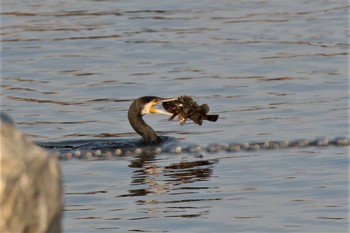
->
161;95;219;126
141;97;178;116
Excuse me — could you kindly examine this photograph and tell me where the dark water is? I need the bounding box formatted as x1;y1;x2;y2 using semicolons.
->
1;0;348;232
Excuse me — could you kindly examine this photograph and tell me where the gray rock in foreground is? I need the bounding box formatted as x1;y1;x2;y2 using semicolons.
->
0;121;63;233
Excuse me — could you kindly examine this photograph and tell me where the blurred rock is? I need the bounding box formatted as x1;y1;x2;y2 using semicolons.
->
0;117;63;233
0;112;14;125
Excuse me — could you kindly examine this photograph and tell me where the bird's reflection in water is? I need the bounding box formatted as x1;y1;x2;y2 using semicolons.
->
117;152;219;218
120;152;218;197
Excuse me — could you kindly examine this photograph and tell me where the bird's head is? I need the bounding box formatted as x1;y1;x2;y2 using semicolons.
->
139;96;177;116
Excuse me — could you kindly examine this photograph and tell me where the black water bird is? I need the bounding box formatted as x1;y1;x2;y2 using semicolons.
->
128;96;177;145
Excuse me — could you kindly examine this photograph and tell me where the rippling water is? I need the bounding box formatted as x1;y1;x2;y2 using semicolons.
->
1;0;348;232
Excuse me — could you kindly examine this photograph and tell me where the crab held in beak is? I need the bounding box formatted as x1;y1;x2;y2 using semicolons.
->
161;95;219;126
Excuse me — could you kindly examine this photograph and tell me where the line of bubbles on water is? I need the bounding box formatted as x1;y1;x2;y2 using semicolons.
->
55;137;349;160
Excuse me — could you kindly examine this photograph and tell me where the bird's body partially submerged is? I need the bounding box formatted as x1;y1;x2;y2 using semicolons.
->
128;96;176;145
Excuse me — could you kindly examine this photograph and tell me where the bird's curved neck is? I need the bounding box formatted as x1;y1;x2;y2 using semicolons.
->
129;114;159;145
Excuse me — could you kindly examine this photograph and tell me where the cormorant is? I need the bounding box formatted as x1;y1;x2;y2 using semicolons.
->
128;96;176;145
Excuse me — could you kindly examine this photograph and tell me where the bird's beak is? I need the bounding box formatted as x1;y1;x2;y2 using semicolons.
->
160;97;178;103
149;97;178;115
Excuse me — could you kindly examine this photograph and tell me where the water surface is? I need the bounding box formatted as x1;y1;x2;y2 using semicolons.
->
1;0;348;232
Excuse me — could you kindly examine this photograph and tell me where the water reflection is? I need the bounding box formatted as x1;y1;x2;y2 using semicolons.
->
114;155;221;221
122;155;218;198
